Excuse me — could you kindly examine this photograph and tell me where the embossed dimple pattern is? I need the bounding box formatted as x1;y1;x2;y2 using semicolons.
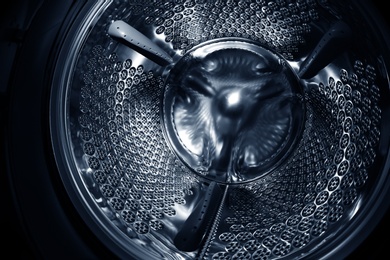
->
205;59;381;259
133;0;318;59
64;1;384;259
77;44;197;238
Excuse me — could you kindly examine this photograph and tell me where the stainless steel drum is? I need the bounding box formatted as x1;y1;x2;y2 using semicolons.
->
48;0;390;259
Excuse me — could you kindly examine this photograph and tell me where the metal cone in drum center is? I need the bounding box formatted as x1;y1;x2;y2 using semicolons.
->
162;40;305;184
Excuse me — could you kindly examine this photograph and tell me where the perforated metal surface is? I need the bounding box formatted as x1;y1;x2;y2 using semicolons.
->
50;0;389;259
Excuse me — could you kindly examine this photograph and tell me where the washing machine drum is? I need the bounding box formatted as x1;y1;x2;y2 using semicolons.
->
6;0;390;259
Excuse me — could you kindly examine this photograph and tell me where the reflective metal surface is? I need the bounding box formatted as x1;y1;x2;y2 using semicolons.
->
50;0;390;259
163;39;305;184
